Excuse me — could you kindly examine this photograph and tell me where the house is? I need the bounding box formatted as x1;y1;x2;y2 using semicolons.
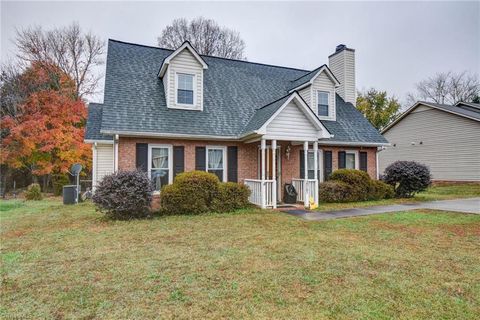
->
85;40;388;208
379;101;480;182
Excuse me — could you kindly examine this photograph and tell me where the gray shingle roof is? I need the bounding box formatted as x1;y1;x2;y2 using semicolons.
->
85;103;113;141
419;101;480;121
243;94;292;134
86;39;387;144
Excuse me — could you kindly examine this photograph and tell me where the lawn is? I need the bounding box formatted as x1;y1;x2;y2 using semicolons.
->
317;183;480;211
1;200;479;319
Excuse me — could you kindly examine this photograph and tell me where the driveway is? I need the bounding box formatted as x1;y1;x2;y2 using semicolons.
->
287;197;480;221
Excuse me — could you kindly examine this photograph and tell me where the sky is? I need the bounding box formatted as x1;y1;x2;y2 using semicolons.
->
1;1;479;106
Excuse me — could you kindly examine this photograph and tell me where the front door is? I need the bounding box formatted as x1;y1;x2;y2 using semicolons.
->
258;146;282;202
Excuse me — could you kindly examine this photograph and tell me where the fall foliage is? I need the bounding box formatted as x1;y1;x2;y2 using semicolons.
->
1;62;91;180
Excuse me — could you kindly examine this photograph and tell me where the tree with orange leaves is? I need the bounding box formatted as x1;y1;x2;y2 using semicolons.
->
1;62;91;188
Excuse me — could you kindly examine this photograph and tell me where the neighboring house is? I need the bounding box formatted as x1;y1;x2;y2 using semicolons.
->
85;40;388;208
379;101;480;182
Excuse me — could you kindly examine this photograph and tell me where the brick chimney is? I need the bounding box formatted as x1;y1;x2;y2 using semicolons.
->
328;44;356;104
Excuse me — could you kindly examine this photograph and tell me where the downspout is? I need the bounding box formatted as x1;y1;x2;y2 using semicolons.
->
114;134;119;172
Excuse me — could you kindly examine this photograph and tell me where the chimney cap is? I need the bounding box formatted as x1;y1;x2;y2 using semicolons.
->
336;44;346;52
329;44;355;58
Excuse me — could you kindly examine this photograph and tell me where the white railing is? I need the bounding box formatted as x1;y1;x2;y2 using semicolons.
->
244;179;276;208
292;178;318;204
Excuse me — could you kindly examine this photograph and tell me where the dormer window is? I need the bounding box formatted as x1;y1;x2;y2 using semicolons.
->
176;73;194;105
317;91;329;117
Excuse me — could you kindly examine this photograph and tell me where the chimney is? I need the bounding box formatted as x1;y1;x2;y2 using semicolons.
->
328;44;356;104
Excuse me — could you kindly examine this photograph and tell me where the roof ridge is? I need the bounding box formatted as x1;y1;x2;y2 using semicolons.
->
290;65;325;82
256;92;293;110
108;38;310;73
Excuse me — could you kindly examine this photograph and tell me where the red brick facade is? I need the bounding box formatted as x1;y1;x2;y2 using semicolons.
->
118;137;378;185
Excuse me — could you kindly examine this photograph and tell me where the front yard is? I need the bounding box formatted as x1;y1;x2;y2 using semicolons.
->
1;191;479;319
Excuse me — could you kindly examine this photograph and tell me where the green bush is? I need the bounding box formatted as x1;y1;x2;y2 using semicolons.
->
319;181;356;203
52;174;70;196
370;180;395;200
25;183;42;200
212;182;251;213
329;169;373;201
383;161;431;198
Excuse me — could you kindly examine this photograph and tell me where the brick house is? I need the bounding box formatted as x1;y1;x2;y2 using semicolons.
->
85;40;388;208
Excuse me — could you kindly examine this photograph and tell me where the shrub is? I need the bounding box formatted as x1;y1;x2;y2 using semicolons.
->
25;183;42;200
370;180;395;200
160;171;220;215
319;180;356;203
383;161;431;198
212;182;251;213
52;174;70;196
329;169;373;201
92;171;154;220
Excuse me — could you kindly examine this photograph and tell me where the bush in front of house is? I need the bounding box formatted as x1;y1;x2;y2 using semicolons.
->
25;183;42;200
211;182;251;213
92;170;154;220
318;180;356;203
369;179;395;200
382;161;431;198
328;169;373;201
52;174;70;196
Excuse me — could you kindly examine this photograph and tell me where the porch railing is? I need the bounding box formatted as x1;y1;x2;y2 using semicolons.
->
244;179;276;208
292;178;318;204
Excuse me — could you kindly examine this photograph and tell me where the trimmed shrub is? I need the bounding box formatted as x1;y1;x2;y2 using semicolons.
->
92;171;154;220
212;182;251;213
329;169;373;201
160;171;220;215
52;174;70;196
25;183;42;200
319;180;356;203
370;180;395;200
383;161;431;198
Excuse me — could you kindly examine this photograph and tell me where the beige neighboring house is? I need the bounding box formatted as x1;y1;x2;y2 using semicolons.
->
379;101;480;182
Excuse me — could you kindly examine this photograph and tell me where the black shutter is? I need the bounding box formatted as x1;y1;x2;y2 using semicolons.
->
136;143;148;172
195;146;206;171
338;151;346;169
173;146;185;178
324;151;332;179
360;151;368;172
227;146;238;182
299;149;305;178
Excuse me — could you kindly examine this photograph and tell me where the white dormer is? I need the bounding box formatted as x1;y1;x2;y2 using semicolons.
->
159;41;208;111
290;65;340;121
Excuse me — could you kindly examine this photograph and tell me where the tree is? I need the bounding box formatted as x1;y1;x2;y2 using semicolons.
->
14;22;105;99
1;62;91;188
356;89;401;130
407;71;480;105
157;17;246;60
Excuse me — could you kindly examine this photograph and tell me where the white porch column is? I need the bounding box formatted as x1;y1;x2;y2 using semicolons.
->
261;138;266;209
303;141;309;208
313;141;319;206
114;134;119;172
271;139;277;209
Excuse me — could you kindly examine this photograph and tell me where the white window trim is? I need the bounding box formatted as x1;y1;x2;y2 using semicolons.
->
317;90;330;118
174;72;197;109
206;146;227;182
345;150;359;170
148;144;173;193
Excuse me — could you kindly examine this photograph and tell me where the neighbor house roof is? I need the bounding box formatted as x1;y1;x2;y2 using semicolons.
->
87;39;387;144
85;103;113;142
382;100;480;134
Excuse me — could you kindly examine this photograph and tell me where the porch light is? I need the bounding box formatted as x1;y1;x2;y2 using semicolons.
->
285;145;291;160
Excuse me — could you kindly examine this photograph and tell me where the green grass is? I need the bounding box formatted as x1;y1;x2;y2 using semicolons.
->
1;199;479;319
317;183;480;211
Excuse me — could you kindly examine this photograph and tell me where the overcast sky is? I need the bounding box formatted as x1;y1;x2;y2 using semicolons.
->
2;1;479;105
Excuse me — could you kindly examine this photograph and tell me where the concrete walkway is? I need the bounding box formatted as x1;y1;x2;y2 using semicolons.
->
286;197;480;221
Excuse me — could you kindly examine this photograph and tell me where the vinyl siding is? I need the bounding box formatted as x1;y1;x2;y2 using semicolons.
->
298;87;311;106
311;72;336;121
94;144;114;188
328;50;355;104
265;100;319;141
379;107;480;181
166;49;203;110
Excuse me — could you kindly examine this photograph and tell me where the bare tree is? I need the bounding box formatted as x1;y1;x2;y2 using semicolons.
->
14;22;105;99
157;17;246;60
407;71;480;105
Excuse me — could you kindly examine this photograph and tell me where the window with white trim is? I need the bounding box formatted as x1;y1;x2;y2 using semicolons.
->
148;145;172;191
317;91;329;117
176;73;194;105
345;151;357;169
207;146;226;182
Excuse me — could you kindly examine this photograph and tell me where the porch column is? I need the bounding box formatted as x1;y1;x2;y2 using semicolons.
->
313;141;319;206
303;141;309;208
261;138;266;209
271;139;277;209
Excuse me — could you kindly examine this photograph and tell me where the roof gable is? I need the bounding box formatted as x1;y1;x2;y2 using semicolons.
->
158;41;208;77
289;65;340;92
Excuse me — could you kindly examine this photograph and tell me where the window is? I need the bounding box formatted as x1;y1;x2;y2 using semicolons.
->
345;151;357;169
317;91;329;117
148;145;172;191
176;73;194;105
307;150;321;179
207;147;226;181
